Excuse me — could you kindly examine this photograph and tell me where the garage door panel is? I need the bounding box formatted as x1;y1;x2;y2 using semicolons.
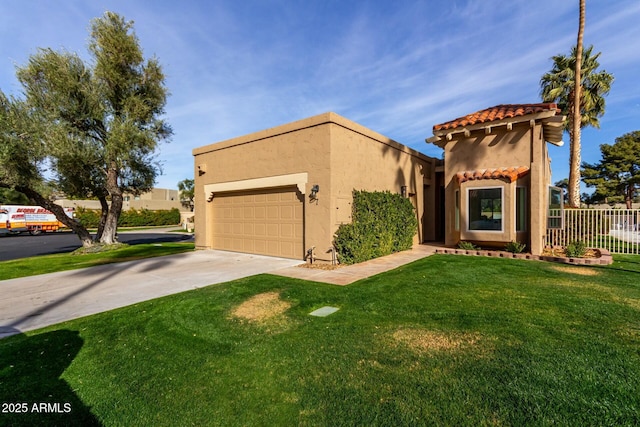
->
267;240;279;254
267;206;279;219
266;223;279;237
281;223;293;238
255;223;266;236
280;205;293;219
212;187;303;259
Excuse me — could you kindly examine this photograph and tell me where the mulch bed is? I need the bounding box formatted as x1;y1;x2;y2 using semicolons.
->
435;247;613;265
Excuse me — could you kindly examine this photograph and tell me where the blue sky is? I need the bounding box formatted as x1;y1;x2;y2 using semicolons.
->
1;1;639;191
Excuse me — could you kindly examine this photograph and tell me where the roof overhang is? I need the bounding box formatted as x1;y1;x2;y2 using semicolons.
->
427;110;564;148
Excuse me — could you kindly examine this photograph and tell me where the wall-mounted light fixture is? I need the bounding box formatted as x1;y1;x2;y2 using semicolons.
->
401;185;407;198
310;184;320;199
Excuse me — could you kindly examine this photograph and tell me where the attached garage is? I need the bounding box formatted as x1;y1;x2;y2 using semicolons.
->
193;112;440;261
211;187;304;259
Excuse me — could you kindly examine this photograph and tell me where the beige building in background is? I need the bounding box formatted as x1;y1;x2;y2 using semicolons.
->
55;188;183;212
193;112;441;261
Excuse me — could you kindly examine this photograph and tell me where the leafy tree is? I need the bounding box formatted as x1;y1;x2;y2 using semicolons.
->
0;188;29;205
1;11;171;246
0;91;96;245
540;44;613;208
554;178;569;203
582;131;640;209
177;178;194;212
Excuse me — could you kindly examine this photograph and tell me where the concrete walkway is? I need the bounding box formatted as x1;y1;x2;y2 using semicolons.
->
0;250;302;339
0;244;440;339
273;244;439;285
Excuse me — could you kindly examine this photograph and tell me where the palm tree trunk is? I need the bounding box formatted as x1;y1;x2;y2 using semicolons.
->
569;0;585;208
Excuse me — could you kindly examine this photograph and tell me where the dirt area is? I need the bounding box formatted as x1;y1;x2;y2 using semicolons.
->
550;265;601;276
230;291;291;323
392;328;483;353
297;262;341;270
542;247;599;258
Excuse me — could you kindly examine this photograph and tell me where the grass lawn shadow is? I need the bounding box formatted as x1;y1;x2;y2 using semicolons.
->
0;330;102;426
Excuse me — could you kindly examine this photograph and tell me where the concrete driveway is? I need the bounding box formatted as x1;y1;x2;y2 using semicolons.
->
0;250;302;339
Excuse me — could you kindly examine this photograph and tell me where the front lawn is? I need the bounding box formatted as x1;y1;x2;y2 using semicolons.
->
0;242;194;280
1;255;639;425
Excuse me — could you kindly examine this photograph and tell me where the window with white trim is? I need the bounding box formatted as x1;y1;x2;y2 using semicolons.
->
547;186;564;229
468;187;503;231
455;190;460;231
516;187;526;232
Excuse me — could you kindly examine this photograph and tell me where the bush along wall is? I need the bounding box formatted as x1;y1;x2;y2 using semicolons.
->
75;207;181;228
334;190;418;265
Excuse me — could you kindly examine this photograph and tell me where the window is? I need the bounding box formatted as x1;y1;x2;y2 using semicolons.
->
516;187;526;232
468;187;502;231
547;186;564;229
455;190;460;231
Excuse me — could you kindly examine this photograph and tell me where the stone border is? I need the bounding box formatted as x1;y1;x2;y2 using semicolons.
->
434;248;613;265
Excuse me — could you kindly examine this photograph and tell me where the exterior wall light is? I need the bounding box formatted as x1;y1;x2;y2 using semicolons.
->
401;186;407;198
310;184;319;199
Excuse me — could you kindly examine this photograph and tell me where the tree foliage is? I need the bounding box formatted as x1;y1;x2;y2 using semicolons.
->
540;44;614;207
177;178;194;212
0;11;171;246
582;131;640;208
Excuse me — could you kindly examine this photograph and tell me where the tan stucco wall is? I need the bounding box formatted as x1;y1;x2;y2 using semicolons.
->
193;112;439;261
328;120;438;246
440;122;551;254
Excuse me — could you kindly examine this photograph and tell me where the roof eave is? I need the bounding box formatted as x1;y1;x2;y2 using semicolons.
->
427;110;564;148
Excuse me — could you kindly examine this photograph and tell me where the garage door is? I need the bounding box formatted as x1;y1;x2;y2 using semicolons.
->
211;187;304;259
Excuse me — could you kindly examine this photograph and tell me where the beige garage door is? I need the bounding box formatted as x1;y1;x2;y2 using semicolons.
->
211;187;304;259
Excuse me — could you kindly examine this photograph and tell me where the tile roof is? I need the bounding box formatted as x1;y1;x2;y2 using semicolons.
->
434;103;559;132
456;166;530;183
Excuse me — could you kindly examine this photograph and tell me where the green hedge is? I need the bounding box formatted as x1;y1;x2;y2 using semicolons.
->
334;190;417;264
75;207;181;228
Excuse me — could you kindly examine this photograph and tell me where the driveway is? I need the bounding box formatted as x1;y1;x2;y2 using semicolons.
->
0;229;194;261
0;250;302;339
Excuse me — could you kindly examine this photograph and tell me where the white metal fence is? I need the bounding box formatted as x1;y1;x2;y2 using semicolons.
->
546;209;640;255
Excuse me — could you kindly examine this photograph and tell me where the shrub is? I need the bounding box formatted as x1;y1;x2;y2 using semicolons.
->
457;241;478;250
75;207;180;228
334;190;417;265
504;241;526;253
565;240;587;258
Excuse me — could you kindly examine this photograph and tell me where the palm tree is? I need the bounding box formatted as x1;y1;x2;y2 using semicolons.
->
571;0;585;209
540;43;613;207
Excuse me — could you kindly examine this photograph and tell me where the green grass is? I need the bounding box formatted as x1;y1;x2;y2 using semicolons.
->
0;242;194;280
1;255;639;426
589;234;640;253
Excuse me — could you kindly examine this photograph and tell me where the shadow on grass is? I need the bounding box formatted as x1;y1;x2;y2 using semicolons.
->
0;329;101;426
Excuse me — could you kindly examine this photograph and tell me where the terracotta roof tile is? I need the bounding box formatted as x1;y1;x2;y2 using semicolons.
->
434;103;559;132
456;166;530;183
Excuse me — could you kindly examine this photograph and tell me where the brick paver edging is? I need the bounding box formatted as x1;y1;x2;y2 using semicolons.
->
434;248;613;266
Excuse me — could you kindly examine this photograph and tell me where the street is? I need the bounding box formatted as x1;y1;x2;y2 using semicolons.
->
0;230;194;261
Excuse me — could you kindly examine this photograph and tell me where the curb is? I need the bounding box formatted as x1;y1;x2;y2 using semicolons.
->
434;248;613;265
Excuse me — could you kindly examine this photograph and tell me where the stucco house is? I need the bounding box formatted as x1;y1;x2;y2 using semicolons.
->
427;103;564;255
193;112;441;261
193;103;564;261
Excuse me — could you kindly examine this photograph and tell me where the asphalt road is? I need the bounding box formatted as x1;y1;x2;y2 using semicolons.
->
0;230;194;261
